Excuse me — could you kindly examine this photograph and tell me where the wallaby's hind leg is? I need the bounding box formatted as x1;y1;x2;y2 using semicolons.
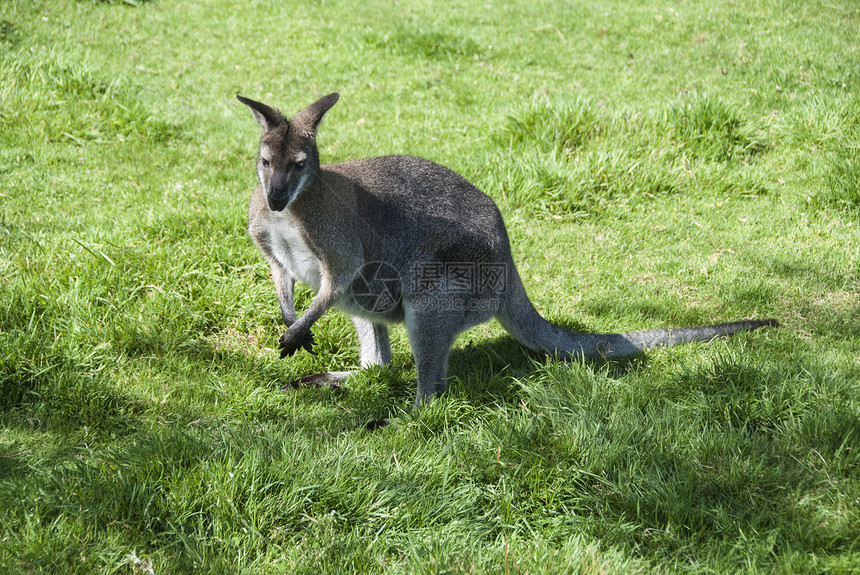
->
353;318;392;368
404;307;462;407
284;318;391;391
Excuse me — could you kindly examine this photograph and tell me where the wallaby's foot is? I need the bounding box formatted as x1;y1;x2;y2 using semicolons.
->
283;370;351;391
279;329;317;358
414;383;448;407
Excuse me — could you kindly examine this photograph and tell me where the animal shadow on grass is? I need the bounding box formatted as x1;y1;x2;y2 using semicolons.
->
274;318;647;431
446;329;639;401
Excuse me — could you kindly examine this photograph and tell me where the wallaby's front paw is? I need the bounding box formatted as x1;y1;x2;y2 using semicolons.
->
279;329;318;358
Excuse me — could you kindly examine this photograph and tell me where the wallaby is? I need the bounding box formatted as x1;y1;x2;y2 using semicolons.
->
237;92;778;407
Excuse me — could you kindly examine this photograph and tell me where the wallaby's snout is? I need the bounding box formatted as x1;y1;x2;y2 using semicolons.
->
267;170;294;212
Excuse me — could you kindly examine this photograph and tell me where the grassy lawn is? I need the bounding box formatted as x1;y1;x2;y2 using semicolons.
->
1;0;858;572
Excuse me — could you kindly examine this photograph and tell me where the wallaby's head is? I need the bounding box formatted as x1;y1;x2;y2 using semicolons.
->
237;93;339;212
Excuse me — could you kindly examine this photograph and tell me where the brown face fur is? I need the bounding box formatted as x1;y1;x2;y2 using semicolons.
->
257;124;315;212
237;93;339;211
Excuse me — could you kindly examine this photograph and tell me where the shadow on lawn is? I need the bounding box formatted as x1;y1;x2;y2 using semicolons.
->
4;318;856;565
0;362;148;482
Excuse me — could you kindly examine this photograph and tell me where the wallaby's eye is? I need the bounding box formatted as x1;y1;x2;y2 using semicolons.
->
261;158;271;168
295;160;306;171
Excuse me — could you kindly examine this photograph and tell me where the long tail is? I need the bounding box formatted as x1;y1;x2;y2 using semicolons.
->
496;270;778;360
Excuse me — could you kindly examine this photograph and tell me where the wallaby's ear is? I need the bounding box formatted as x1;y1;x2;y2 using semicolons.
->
236;95;286;132
292;92;340;135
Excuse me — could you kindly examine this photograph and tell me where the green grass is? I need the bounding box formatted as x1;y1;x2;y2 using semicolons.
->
1;0;858;572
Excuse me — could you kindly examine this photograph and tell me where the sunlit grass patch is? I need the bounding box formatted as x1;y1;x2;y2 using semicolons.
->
0;0;858;572
0;50;179;147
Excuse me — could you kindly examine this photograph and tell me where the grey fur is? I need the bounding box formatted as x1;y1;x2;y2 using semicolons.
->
238;93;778;407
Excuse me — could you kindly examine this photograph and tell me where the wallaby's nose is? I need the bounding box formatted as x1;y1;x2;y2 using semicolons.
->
268;171;290;212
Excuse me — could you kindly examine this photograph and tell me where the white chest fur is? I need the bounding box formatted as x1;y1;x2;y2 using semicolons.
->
267;212;323;292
